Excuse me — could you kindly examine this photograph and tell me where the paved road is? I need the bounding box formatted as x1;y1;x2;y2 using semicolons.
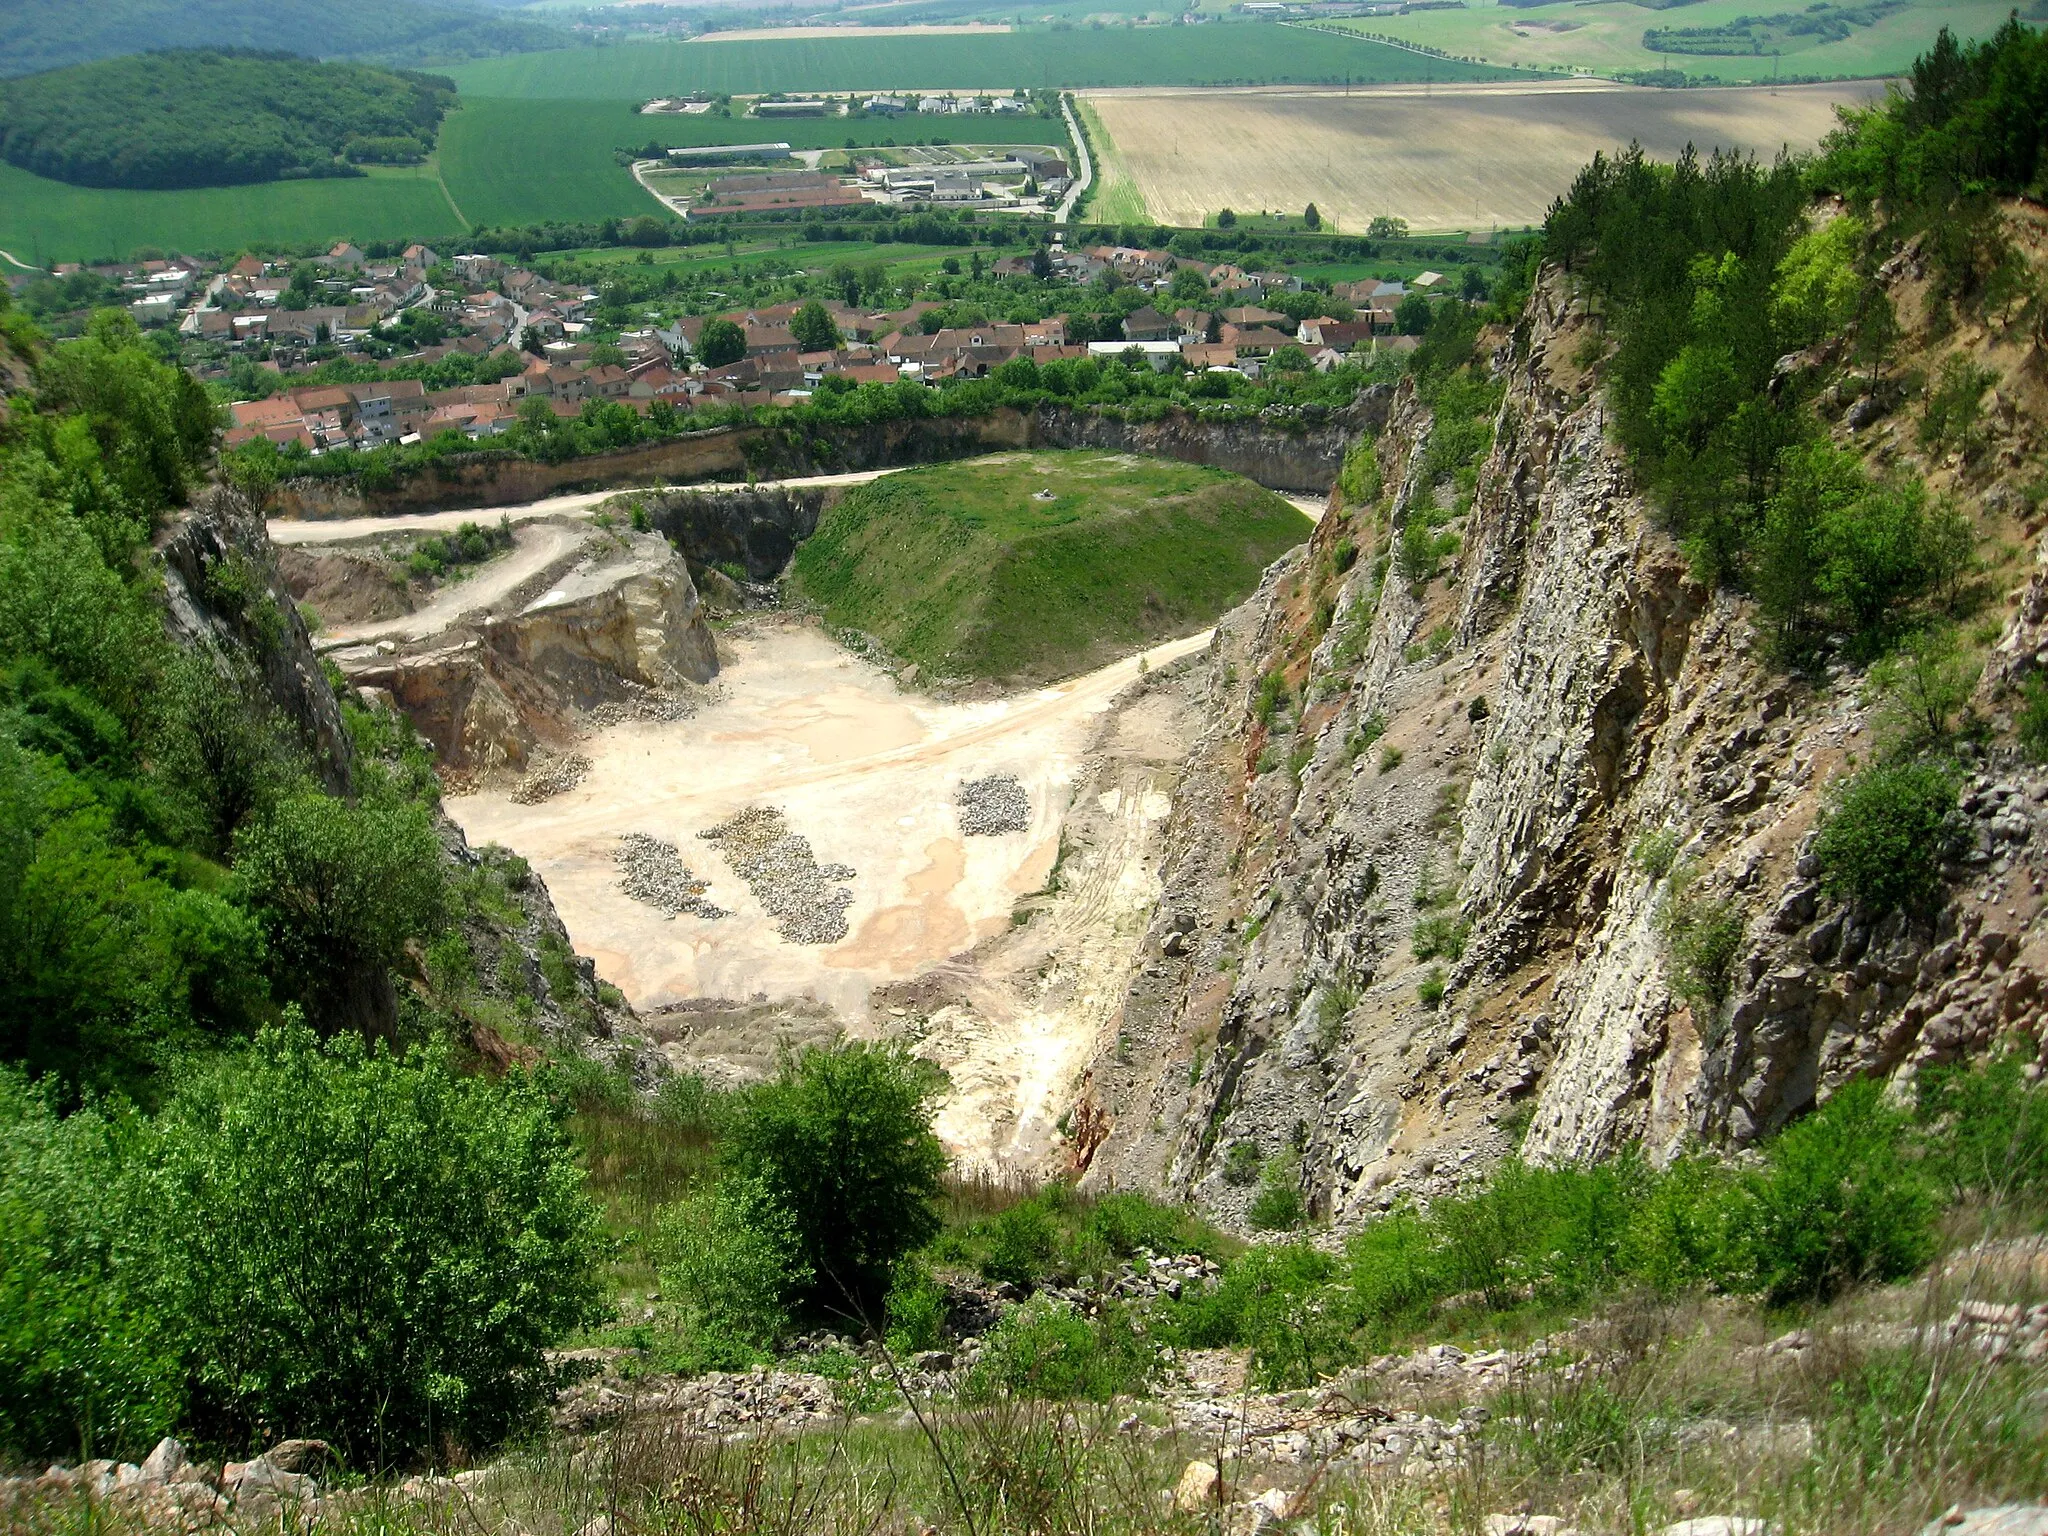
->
1055;97;1094;225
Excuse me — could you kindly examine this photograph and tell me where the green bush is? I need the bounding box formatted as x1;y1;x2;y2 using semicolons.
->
1412;911;1471;962
148;1025;607;1461
967;1297;1154;1401
1222;1140;1261;1187
883;1258;948;1355
721;1043;947;1320
1620;1152;1743;1295
1736;1078;1936;1305
1247;1179;1305;1232
1916;1052;2048;1203
1812;759;1960;916
0;1072;179;1461
1656;870;1745;1011
657;1175;810;1363
1164;1243;1341;1389
981;1198;1061;1289
2017;675;2048;761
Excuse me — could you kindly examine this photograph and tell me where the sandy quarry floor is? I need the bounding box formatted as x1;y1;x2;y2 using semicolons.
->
448;616;1210;1015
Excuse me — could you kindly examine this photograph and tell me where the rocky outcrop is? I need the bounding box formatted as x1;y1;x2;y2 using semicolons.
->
633;484;829;581
159;486;355;794
1074;265;2048;1231
271;401;1384;521
341;529;717;772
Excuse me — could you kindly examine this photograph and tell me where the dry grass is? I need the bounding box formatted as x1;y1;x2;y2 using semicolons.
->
1081;80;1882;234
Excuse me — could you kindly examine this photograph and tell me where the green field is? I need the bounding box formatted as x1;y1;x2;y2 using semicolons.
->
0;159;463;264
444;26;1529;98
440;98;654;229
1324;0;2009;79
788;449;1313;684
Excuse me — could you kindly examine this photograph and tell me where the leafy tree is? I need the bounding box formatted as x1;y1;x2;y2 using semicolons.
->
1215;208;1237;228
1367;215;1408;239
1812;759;1959;916
720;1043;946;1319
697;317;747;368
229;793;448;1034
1866;626;1979;753
657;1176;810;1362
148;1026;606;1461
1168;265;1209;303
790;301;840;353
1302;203;1321;230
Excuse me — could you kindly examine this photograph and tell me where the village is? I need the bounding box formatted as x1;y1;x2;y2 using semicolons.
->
87;237;1439;455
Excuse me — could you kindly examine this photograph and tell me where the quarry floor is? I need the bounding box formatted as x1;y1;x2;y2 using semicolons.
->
270;470;1318;1171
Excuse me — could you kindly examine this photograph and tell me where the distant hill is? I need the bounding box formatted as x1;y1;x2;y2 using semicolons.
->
0;0;567;78
0;50;457;190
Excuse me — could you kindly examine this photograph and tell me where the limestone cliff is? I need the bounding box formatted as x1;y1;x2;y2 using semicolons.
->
1075;262;2048;1230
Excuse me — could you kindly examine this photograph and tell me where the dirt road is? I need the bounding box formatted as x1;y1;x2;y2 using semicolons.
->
318;518;594;647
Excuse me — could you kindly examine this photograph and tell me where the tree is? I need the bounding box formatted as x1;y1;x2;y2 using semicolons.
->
697;317;746;367
1031;243;1053;280
1216;207;1237;228
790;301;840;353
1302;203;1321;231
1368;215;1409;239
1169;265;1209;303
1205;310;1222;344
229;793;448;1034
1395;293;1433;335
148;1026;607;1462
720;1043;946;1319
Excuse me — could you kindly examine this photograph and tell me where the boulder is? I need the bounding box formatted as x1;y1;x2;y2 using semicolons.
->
1173;1460;1221;1513
1921;1510;2048;1536
260;1438;333;1476
138;1438;188;1484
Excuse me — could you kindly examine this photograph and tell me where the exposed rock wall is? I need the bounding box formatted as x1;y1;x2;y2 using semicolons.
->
270;400;1386;521
344;529;717;772
1076;267;2048;1231
634;485;829;582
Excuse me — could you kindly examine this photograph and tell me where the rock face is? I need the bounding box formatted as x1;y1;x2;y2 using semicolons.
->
271;401;1385;520
342;529;718;773
1073;265;2048;1228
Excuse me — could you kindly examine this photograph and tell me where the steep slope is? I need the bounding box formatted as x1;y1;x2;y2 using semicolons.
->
1075;232;2048;1230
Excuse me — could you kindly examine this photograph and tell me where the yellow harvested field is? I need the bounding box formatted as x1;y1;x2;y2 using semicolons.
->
1082;79;1885;234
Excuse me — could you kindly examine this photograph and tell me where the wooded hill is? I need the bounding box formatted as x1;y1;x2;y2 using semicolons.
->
0;50;457;189
0;0;565;79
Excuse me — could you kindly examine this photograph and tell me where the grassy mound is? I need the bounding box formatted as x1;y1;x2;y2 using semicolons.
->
788;451;1312;685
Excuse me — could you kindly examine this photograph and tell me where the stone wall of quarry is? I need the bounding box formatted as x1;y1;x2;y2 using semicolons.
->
344;529;718;774
1071;263;2048;1234
271;397;1390;520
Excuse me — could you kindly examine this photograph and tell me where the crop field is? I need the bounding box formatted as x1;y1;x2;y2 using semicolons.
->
1083;78;1884;235
540;239;996;278
442;26;1528;98
0;160;462;264
1073;100;1147;224
440;98;655;228
1320;0;2008;80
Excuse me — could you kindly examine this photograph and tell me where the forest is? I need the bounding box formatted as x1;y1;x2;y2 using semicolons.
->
0;50;457;190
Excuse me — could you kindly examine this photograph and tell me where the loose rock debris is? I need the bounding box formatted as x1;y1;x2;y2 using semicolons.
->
588;681;698;728
956;773;1030;836
616;833;729;919
700;806;855;944
513;752;590;805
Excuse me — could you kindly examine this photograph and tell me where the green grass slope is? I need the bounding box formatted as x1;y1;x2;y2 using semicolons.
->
444;26;1529;98
439;98;653;228
789;450;1312;685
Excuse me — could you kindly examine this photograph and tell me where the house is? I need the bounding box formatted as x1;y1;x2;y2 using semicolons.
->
1085;340;1180;371
1222;305;1288;329
1179;342;1239;371
1220;324;1295;356
864;96;906;115
1014;148;1068;181
324;242;366;270
1120;306;1174;342
1297;318;1373;351
1412;270;1444;291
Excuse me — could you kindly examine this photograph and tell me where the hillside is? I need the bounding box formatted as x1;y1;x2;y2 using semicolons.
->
0;50;456;190
787;450;1313;685
0;0;565;78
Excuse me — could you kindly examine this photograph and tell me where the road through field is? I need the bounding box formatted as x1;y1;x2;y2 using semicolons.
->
1083;78;1883;233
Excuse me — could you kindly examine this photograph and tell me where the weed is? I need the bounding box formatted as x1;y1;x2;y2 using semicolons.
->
1378;744;1404;773
1417;966;1447;1006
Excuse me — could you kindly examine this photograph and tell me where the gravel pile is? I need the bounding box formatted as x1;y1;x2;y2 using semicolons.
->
511;752;590;804
615;833;729;919
699;806;854;944
588;682;696;727
957;774;1030;835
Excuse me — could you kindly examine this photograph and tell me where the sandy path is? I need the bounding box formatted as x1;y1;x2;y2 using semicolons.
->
266;469;899;546
320;520;593;646
446;619;1214;1020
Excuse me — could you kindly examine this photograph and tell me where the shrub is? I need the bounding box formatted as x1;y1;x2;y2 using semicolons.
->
721;1043;947;1319
1919;355;1998;456
1166;1243;1341;1389
658;1176;812;1362
967;1298;1154;1400
883;1258;948;1354
1620;1152;1743;1294
0;1072;179;1462
1868;627;1980;752
1417;966;1447;1006
148;1025;607;1461
1735;1078;1936;1305
1631;827;1682;880
980;1197;1061;1288
1412;911;1471;962
1655;865;1745;1011
230;792;449;1031
1222;1140;1261;1187
1812;759;1960;916
1247;1178;1305;1232
2017;676;2048;760
1916;1051;2048;1203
